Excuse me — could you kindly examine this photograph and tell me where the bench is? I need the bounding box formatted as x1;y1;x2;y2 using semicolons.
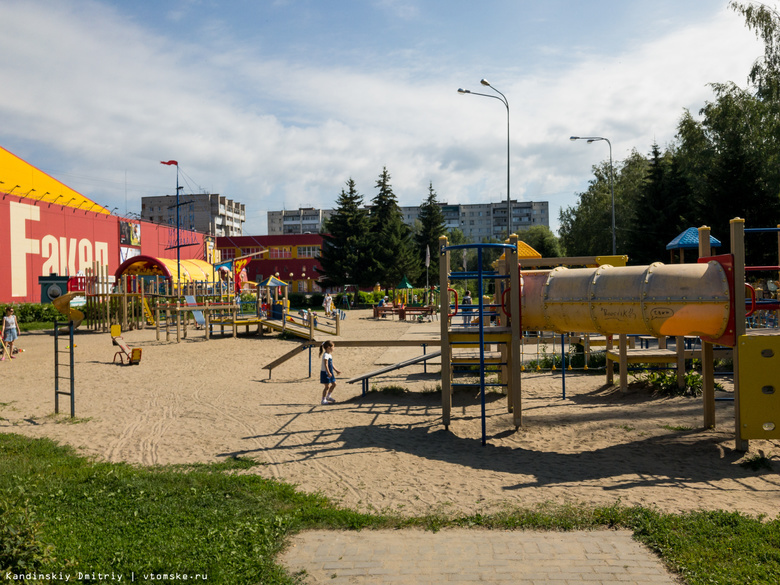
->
373;305;404;319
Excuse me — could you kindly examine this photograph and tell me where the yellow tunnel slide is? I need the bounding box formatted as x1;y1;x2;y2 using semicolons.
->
520;261;731;342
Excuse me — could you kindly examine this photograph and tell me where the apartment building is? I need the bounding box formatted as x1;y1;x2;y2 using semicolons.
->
141;193;245;237
267;207;333;235
268;200;548;241
400;200;549;240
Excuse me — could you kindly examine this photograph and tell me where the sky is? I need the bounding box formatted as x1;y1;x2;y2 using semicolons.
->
0;0;770;235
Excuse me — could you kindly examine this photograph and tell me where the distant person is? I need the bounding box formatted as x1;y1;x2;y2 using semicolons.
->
462;291;473;326
323;293;333;316
2;307;19;360
319;340;342;405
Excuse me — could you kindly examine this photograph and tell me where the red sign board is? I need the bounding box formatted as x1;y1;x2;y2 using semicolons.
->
1;195;205;303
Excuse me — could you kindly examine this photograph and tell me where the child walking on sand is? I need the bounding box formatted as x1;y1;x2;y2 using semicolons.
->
319;340;341;405
2;307;19;360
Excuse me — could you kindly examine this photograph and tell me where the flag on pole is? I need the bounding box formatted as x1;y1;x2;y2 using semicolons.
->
160;160;178;166
425;244;430;268
234;257;251;293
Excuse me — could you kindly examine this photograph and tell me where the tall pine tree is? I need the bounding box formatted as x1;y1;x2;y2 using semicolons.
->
414;182;447;278
368;167;420;288
319;178;374;288
625;143;690;265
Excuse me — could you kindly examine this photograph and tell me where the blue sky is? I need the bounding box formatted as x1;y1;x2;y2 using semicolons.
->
0;0;767;235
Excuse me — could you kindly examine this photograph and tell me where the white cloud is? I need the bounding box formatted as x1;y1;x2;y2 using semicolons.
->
0;1;765;235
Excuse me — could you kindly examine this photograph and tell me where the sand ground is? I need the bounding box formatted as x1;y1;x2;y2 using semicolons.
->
2;309;778;518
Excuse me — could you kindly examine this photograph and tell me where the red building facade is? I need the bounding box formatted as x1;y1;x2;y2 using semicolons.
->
216;233;324;293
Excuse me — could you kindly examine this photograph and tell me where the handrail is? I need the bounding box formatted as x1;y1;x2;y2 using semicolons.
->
501;287;511;317
745;283;757;317
447;287;459;317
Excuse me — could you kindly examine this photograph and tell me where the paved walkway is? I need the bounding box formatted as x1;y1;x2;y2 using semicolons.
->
281;529;681;584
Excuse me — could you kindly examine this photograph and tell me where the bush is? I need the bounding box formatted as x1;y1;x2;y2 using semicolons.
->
638;366;723;397
0;303;61;325
0;492;54;572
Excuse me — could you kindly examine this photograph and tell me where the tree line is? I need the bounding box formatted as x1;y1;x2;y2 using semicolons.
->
560;2;780;268
317;167;561;290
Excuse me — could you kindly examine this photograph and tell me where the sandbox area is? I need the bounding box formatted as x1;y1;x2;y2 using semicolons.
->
2;309;778;518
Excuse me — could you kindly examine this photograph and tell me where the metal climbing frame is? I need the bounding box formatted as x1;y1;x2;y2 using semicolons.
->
54;319;75;418
439;235;523;445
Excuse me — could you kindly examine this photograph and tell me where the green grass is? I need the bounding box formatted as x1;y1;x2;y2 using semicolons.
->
1;434;779;584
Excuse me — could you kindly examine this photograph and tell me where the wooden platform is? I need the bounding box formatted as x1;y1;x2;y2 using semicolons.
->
605;348;697;363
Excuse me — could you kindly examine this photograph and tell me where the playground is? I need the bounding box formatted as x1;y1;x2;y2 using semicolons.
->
2;308;778;519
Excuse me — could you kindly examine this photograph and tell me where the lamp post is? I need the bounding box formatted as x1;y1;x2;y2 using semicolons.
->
458;79;511;240
570;136;615;255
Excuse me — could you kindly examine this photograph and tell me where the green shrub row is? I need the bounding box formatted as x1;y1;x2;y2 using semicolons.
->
0;303;62;325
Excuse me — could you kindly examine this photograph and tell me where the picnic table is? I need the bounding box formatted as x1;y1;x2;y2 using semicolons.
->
398;306;437;320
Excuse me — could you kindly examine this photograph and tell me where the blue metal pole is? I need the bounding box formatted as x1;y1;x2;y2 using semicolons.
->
54;320;59;414
69;321;75;417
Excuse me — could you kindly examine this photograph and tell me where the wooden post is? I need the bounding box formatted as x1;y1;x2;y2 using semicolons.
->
439;235;452;430
508;234;522;428
606;335;614;385
731;218;748;451
183;301;188;339
140;286;146;330
121;275;128;331
205;300;210;340
584;334;591;369
619;334;628;391
104;264;110;332
232;303;237;338
155;306;160;341
699;226;715;428
498;250;509;395
676;337;686;390
176;300;181;343
166;307;171;342
335;313;340;336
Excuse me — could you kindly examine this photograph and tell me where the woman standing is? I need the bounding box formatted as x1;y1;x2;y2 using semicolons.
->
2;307;20;360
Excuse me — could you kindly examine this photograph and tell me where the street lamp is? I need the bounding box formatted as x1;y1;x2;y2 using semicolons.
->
458;79;511;239
570;136;616;255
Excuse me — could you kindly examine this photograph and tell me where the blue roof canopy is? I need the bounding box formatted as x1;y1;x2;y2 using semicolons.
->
666;227;721;251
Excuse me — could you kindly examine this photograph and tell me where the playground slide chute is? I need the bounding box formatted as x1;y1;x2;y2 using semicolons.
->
520;261;731;342
52;292;85;328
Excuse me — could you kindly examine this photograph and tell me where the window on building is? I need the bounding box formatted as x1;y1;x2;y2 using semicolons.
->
297;246;320;258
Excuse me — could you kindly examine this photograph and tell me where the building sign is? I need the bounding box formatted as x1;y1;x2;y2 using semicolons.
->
5;199;116;301
1;197;206;303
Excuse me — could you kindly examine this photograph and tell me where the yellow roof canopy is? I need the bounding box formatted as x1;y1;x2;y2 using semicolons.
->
0;145;110;213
